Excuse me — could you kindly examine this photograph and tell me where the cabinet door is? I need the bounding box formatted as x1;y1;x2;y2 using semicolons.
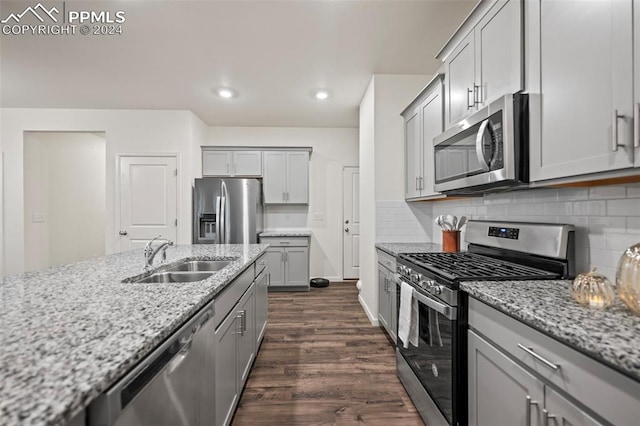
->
475;0;522;106
203;151;231;176
404;107;422;199
420;81;444;197
233;151;262;176
255;271;269;345
468;330;544;426
285;152;309;204
635;0;640;167
284;247;309;287
262;151;286;203
389;277;397;344
544;387;602;426
377;265;389;330
531;0;633;181
237;284;255;387
264;248;285;287
215;310;239;426
445;31;476;128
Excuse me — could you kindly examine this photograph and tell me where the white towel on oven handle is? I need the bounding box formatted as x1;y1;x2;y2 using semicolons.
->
398;281;419;348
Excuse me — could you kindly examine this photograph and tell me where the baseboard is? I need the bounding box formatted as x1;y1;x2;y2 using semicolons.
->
358;294;379;326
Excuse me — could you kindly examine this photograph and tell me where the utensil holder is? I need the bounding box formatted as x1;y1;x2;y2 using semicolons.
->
442;230;460;253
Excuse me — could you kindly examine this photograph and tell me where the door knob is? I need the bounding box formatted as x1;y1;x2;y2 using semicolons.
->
119;230;128;236
345;228;349;232
345;220;349;224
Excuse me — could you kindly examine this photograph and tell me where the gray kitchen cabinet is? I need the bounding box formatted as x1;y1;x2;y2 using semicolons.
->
202;148;262;177
376;249;397;343
254;268;269;345
468;297;640;426
259;236;310;291
215;301;239;426
528;0;634;182
441;0;522;129
237;283;256;387
263;151;309;204
633;0;640;167
402;75;444;201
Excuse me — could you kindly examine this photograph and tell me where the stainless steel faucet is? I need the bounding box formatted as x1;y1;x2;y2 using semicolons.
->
144;235;174;269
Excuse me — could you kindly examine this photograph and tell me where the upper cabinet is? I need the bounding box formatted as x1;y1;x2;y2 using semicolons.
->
202;149;262;177
263;151;310;204
440;0;523;129
402;75;445;201
528;0;635;182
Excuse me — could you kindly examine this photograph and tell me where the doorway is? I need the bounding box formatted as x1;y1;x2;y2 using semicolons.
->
23;132;106;272
342;166;360;279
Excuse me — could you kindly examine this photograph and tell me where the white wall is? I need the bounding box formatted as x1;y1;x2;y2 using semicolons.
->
23;132;106;271
1;108;207;275
358;74;430;325
206;126;359;281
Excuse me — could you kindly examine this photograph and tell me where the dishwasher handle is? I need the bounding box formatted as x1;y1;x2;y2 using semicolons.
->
88;303;213;426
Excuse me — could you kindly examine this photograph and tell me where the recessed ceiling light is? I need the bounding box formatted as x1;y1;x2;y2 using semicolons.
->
314;90;330;100
215;87;237;99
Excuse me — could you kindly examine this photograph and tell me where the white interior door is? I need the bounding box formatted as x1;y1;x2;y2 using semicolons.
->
119;155;178;251
342;167;360;279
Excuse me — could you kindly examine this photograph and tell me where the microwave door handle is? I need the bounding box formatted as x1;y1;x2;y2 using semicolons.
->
475;119;492;171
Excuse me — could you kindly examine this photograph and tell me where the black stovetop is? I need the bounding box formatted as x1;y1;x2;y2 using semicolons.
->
398;252;559;282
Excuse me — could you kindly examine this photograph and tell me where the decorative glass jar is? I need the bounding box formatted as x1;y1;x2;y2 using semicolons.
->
572;268;615;309
616;243;640;315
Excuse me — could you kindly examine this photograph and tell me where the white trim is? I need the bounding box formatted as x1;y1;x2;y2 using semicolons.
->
342;165;360;280
115;153;180;253
358;293;379;326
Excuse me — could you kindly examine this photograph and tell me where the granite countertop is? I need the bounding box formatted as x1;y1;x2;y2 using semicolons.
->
0;244;268;426
375;242;442;256
461;280;640;382
259;230;312;237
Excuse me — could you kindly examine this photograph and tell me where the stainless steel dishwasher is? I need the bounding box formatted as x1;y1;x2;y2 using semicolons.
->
88;301;215;426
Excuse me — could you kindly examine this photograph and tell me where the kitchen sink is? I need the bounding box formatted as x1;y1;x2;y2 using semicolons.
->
165;260;234;272
134;271;214;283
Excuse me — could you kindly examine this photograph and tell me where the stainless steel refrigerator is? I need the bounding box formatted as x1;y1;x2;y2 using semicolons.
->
193;178;263;244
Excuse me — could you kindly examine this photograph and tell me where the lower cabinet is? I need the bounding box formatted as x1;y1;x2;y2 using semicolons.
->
377;249;397;343
254;268;269;345
468;298;639;426
260;236;310;291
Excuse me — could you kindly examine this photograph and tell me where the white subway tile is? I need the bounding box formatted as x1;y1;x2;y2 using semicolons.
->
544;202;573;216
605;233;640;251
588;185;627;200
557;188;589;201
587;217;627;234
627;217;640;234
573;200;606;216
511;190;535;202
589;248;620;270
532;188;559;202
626;183;640;198
484;193;512;205
587;234;606;249
607;199;640;216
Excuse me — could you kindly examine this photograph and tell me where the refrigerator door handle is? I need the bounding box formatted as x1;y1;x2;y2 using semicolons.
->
220;196;226;243
215;196;221;244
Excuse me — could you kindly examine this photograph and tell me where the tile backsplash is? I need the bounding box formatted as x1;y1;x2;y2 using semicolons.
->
376;184;640;283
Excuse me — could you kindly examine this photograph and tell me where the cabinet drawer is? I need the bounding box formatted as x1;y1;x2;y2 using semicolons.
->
259;237;309;247
377;249;396;272
214;267;253;329
468;297;640;426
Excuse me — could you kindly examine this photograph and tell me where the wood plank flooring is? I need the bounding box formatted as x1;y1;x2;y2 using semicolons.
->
231;282;424;425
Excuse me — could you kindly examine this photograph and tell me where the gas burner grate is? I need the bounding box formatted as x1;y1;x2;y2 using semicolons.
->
399;252;558;281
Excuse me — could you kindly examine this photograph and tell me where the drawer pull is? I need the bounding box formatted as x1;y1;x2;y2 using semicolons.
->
526;396;540;426
518;343;560;371
542;408;556;426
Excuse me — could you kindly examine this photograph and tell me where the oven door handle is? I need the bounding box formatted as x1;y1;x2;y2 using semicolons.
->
413;288;457;321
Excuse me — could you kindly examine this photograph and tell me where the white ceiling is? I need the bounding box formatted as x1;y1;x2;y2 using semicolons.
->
1;0;476;128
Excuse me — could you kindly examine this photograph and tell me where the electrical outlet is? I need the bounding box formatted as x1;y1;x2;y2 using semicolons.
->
32;213;46;223
313;212;325;221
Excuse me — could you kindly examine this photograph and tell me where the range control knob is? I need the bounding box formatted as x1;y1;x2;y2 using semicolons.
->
431;285;443;295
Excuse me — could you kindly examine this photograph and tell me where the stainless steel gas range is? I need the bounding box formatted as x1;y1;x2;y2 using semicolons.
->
395;220;575;426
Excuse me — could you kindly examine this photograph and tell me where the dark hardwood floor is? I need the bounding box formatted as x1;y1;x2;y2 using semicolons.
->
231;282;424;425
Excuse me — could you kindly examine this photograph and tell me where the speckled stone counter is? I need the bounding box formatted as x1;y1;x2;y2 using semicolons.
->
259;230;312;237
0;244;268;426
461;280;640;382
375;242;442;257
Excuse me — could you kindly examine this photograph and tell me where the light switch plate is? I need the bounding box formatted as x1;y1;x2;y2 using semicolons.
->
32;213;46;223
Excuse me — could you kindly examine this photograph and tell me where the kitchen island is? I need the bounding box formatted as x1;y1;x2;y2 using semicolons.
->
0;244;268;426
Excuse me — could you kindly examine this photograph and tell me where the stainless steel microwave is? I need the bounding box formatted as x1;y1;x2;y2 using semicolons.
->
433;93;529;194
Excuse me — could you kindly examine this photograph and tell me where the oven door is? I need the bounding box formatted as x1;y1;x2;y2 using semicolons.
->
397;282;457;424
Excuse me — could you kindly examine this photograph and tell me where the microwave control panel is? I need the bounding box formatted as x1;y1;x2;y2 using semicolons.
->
488;226;520;240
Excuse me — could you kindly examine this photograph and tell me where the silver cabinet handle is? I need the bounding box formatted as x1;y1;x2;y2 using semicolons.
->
236;314;244;335
119;230;128;236
612;109;627;151
467;88;474;109
241;310;247;334
542;408;556;426
474;84;481;105
635;103;640;149
419;176;423;190
415;176;419;190
281;251;284;262
517;343;560;370
526;396;540;426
